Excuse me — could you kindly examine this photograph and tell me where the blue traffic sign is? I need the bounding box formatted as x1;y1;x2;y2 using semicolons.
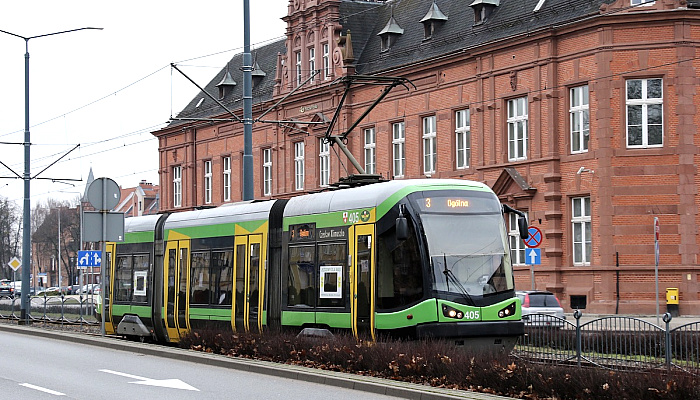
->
525;226;543;248
525;248;541;265
77;250;102;267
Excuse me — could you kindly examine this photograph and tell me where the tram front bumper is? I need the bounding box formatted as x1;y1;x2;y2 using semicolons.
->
416;320;524;340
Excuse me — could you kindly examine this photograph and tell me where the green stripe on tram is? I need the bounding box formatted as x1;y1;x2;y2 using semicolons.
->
375;300;439;329
189;307;232;320
123;231;154;244
111;304;152;319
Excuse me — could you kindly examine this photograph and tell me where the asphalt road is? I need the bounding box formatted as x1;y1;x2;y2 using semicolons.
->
0;323;514;400
1;329;406;399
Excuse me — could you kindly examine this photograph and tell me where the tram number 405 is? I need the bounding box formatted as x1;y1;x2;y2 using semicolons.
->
464;310;480;320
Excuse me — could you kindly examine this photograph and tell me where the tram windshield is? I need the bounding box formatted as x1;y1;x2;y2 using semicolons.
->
416;194;514;298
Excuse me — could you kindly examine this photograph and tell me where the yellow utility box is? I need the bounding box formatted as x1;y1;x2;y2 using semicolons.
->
666;288;679;317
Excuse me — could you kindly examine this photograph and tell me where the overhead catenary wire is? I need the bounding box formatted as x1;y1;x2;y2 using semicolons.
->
0;0;688;203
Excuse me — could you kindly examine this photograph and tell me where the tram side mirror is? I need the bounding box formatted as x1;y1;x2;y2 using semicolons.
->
518;216;528;240
396;206;408;241
503;204;529;240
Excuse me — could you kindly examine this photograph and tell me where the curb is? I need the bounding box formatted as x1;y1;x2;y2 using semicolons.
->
0;322;515;400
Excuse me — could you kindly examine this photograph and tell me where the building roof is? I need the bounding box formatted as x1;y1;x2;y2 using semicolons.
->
114;181;160;217
164;0;635;125
354;0;615;75
168;38;287;128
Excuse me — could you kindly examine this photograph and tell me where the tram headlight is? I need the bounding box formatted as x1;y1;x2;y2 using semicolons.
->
498;302;517;318
442;304;464;320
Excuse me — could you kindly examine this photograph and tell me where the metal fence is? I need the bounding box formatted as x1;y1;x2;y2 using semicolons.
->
513;311;700;375
0;294;99;325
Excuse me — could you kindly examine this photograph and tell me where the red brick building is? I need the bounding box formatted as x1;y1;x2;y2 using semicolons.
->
153;0;700;315
114;180;160;218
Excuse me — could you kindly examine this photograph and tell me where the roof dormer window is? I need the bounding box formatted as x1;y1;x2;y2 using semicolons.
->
378;15;404;52
251;61;266;86
420;1;448;40
470;0;499;25
216;63;237;99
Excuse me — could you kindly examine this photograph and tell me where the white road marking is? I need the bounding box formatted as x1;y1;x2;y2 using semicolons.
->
20;383;65;396
99;369;199;391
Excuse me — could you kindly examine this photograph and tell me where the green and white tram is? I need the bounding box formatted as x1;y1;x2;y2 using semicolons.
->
104;179;526;349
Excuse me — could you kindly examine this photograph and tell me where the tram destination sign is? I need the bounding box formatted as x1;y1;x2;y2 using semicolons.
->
290;223;315;242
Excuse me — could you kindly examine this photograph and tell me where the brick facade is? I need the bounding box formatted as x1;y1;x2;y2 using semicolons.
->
153;0;700;315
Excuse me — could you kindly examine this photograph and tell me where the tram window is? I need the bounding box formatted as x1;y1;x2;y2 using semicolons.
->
317;243;346;308
190;252;211;305
376;220;423;310
249;243;261;316
132;254;150;303
288;245;315;307
235;244;246;314
104;252;112;301
212;251;233;305
114;255;133;302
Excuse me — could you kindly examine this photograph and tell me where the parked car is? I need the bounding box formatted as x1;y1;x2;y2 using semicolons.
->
81;283;100;294
38;286;62;296
516;290;566;328
0;279;15;297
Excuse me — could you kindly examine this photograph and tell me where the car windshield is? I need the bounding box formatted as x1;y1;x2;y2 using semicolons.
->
421;213;514;296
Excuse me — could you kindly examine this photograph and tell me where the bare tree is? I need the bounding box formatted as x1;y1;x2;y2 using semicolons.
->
31;199;81;287
0;197;21;280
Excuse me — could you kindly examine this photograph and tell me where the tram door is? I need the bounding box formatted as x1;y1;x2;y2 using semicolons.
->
233;234;264;332
164;240;191;341
352;224;375;340
104;243;116;335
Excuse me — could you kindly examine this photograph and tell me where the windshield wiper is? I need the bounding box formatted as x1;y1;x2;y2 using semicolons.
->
442;253;475;306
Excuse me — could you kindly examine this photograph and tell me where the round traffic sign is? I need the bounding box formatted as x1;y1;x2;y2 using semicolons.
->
87;177;121;210
524;226;543;248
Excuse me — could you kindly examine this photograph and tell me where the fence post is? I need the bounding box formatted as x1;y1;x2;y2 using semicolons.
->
663;312;672;371
60;293;65;323
574;310;582;367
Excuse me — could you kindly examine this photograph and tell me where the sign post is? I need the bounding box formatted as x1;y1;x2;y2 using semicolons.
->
85;177;123;336
8;257;21;294
654;217;660;326
525;226;543;290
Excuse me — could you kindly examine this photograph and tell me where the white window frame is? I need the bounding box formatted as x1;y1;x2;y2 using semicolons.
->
392;122;405;178
508;211;528;265
626;78;663;148
263;148;272;196
455;109;471;169
173;166;182;208
422;116;437;175
507;97;528;161
319;138;330;187
308;47;315;83
363;127;376;174
294;141;305;191
295;51;302;87
570;86;590;154
631;0;655;5
204;160;212;204
572;197;591;265
322;43;330;80
223;156;231;202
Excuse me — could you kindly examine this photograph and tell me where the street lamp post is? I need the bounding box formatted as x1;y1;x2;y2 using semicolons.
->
0;27;102;324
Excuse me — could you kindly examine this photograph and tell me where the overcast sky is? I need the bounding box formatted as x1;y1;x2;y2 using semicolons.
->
0;0;288;208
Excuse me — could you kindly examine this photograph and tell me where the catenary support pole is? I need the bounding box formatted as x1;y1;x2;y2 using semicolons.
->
242;0;253;200
20;38;30;323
